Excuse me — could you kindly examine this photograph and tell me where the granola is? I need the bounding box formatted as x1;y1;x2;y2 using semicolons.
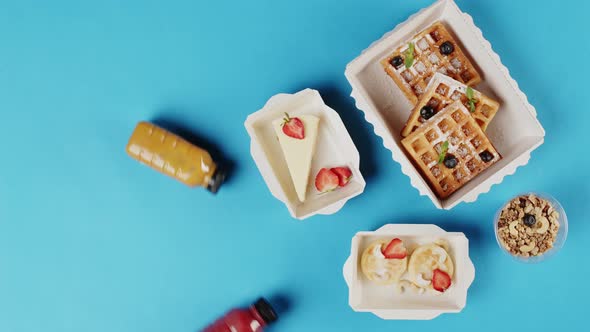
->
496;194;560;258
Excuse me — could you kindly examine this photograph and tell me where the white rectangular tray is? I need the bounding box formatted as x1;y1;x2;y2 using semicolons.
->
343;224;475;320
245;89;366;219
345;0;545;209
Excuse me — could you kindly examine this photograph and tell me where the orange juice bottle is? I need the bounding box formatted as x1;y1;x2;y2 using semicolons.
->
126;122;226;193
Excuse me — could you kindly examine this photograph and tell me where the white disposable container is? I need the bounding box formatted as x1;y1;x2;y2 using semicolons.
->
245;89;366;219
343;224;475;320
345;0;545;209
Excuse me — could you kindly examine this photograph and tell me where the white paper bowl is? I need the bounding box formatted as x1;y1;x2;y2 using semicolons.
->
343;224;475;320
245;89;366;220
345;0;545;209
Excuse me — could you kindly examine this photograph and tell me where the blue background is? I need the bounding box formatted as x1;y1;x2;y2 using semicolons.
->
0;0;588;331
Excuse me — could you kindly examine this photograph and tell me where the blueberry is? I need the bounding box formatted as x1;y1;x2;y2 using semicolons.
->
523;214;536;227
439;41;454;55
479;150;494;162
390;56;404;68
420;106;436;120
443;154;458;169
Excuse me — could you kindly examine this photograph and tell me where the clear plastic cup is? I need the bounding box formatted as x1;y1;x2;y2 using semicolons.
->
494;193;568;263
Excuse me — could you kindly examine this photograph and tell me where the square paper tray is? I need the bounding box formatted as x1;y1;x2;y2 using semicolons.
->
345;0;545;209
342;224;475;320
245;89;366;219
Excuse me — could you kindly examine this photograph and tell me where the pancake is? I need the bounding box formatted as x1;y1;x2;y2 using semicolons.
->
360;240;408;285
407;243;454;290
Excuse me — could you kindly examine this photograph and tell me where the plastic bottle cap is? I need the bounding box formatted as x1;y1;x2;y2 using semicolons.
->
254;297;278;324
207;167;227;194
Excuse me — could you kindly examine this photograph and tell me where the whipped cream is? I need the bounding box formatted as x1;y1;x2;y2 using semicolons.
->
372;244;385;259
415;273;431;287
372;244;388;280
373;267;391;281
432;246;448;266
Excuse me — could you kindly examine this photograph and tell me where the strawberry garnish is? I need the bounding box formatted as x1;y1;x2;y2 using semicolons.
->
432;269;452;292
315;168;339;193
381;238;407;259
281;113;305;139
331;167;353;187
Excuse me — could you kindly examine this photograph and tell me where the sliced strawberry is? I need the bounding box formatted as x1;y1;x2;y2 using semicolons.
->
331;167;353;187
381;238;407;259
281;113;305;139
432;269;452;292
315;168;339;193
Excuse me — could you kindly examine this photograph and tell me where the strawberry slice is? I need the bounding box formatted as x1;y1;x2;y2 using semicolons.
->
331;167;353;187
432;269;452;292
381;238;407;259
315;168;339;193
281;113;305;139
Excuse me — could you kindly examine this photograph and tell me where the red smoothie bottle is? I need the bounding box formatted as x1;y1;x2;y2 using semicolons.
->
203;298;278;332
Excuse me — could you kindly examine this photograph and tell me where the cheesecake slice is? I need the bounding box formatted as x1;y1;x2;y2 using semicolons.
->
273;114;320;202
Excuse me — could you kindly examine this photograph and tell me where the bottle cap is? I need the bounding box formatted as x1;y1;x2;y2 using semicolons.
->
254;297;278;324
207;167;227;194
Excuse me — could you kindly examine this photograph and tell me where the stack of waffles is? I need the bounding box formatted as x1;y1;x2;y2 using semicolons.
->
381;22;502;199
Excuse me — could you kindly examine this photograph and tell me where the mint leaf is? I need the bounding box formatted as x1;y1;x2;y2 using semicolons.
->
437;141;449;164
404;43;415;69
466;87;476;113
466;86;474;100
468;100;476;113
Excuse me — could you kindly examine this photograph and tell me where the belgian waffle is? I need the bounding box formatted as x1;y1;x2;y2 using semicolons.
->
381;22;481;105
401;101;501;199
401;73;499;137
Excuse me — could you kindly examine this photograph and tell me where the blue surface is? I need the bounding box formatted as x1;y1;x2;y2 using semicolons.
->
0;0;588;331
